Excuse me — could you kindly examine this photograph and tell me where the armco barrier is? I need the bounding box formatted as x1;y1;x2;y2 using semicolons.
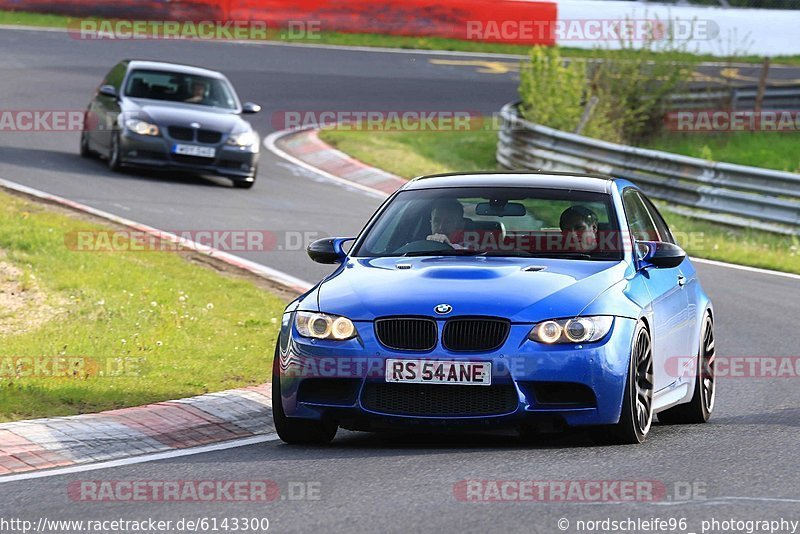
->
496;102;800;235
670;85;800;111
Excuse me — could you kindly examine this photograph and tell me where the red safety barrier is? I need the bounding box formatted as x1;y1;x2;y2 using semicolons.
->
0;0;223;21
0;0;557;45
229;0;557;45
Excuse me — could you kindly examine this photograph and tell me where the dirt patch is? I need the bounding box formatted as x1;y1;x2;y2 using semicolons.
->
0;250;64;336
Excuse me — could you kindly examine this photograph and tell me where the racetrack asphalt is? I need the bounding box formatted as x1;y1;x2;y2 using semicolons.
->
1;27;799;533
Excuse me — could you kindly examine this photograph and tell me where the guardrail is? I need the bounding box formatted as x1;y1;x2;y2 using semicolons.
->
496;102;800;235
669;85;800;110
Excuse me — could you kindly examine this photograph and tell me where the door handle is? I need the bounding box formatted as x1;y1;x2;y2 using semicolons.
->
677;275;687;287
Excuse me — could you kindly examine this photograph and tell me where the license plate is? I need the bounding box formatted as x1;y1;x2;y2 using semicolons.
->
173;144;216;158
385;359;491;386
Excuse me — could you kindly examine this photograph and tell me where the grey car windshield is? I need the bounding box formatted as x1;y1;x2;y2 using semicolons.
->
123;70;238;110
353;187;624;260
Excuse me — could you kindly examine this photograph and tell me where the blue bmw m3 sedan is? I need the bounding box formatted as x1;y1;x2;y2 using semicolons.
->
272;172;716;445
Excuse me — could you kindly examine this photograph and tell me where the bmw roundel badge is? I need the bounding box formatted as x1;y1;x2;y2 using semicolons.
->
434;304;453;315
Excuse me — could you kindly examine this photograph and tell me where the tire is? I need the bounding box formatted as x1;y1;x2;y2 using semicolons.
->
657;313;715;424
232;166;257;189
232;179;255;189
108;131;122;172
79;129;94;158
594;322;654;445
271;347;337;445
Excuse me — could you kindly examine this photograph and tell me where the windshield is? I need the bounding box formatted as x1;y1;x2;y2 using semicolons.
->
123;69;238;110
353;187;623;260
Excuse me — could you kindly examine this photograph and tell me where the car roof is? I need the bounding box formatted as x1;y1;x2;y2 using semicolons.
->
402;171;615;193
126;60;226;79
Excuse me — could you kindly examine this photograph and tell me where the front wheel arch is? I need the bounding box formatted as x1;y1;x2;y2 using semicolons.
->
594;320;654;445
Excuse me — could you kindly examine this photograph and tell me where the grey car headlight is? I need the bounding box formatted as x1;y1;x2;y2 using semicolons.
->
295;311;357;340
226;130;258;147
124;119;160;136
528;316;613;344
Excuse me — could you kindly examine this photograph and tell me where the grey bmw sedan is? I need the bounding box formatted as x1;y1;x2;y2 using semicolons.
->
81;60;261;189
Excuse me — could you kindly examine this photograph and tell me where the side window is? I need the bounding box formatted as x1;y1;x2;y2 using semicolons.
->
640;194;675;244
622;189;660;242
103;62;127;92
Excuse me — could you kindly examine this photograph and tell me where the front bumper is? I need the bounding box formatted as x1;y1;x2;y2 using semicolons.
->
118;131;259;180
276;316;637;431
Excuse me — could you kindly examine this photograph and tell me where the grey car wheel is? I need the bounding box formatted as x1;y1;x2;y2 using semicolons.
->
108;132;122;172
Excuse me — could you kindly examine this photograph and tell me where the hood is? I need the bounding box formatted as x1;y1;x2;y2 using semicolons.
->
125;99;249;132
314;256;629;322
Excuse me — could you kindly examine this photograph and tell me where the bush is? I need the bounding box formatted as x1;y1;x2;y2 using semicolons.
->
518;46;586;133
519;24;698;145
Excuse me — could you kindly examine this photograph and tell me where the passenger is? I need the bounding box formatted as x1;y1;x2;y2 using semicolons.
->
559;205;599;252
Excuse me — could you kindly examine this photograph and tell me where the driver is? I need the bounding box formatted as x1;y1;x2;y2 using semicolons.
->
559;205;599;252
427;200;468;249
185;80;207;103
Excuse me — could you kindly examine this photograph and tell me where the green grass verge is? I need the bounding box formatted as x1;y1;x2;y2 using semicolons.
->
319;127;800;274
643;132;800;173
2;9;799;65
0;190;285;422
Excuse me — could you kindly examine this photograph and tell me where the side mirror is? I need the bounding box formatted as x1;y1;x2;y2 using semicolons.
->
307;237;354;264
99;85;117;98
636;241;686;269
241;102;261;114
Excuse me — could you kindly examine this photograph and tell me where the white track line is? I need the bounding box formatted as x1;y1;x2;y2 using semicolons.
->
0;177;313;293
692;257;800;281
0;434;280;483
263;128;389;199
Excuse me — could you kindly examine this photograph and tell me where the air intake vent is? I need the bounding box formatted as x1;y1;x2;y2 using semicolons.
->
197;129;222;144
168;126;194;141
375;317;437;351
523;266;546;272
442;318;510;352
361;383;518;416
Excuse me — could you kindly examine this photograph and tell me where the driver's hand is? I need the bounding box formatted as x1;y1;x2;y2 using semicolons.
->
427;233;452;245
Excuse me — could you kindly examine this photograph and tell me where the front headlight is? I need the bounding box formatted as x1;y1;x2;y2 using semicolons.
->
295;311;357;340
226;130;258;147
528;316;613;344
124;119;159;136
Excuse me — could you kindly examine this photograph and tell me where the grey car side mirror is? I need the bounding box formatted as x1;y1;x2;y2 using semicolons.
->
241;102;261;114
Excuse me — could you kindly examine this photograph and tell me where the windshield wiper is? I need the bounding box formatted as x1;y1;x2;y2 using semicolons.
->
479;251;597;260
476;250;536;257
401;249;480;257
